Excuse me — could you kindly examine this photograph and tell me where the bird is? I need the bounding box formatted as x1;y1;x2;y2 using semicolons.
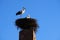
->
16;7;26;16
26;14;30;18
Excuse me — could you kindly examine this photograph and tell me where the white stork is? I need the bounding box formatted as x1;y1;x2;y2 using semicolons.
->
16;7;26;16
26;14;30;18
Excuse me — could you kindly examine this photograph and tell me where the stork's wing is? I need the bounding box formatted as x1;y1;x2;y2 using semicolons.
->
16;11;22;15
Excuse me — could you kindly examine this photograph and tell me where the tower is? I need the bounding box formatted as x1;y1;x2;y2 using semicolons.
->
15;7;38;40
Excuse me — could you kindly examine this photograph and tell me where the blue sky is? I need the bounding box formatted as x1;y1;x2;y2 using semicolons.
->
0;0;60;40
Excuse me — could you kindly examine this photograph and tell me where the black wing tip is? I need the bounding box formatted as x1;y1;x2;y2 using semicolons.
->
16;11;21;15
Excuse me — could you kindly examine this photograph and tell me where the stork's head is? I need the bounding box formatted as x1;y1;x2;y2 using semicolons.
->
22;7;26;10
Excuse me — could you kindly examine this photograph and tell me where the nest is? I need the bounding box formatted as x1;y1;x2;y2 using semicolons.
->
15;18;39;31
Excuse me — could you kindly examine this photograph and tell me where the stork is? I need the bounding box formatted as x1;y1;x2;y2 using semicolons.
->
16;7;26;16
26;14;30;18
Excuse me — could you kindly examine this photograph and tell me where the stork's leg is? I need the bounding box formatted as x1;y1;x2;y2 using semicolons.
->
20;14;22;18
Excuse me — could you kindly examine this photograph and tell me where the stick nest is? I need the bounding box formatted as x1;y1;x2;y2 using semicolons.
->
15;18;39;31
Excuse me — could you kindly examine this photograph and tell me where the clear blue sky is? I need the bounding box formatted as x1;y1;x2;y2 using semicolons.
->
0;0;60;40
